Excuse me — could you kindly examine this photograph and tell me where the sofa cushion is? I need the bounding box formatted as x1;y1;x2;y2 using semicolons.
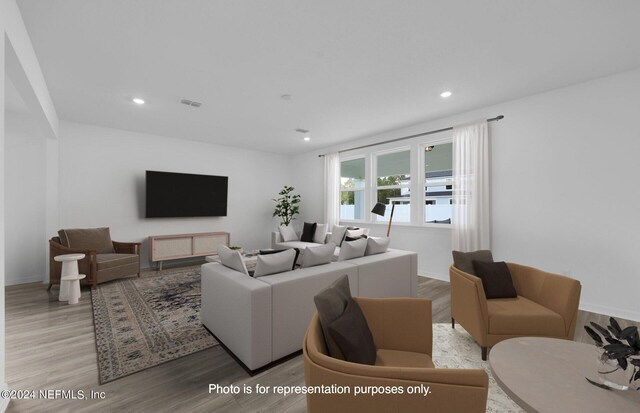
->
472;261;517;299
365;237;390;256
218;245;249;276
487;296;566;336
301;243;335;268
254;249;297;277
59;227;114;254
314;275;352;360
96;253;138;271
279;225;299;242
328;298;377;365
375;349;435;368
301;222;317;242
452;250;494;275
346;228;367;238
259;248;300;270
329;225;347;246
313;223;328;244
338;238;367;261
275;241;323;250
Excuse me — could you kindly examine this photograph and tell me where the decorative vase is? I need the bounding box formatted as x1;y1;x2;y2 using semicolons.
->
596;351;640;391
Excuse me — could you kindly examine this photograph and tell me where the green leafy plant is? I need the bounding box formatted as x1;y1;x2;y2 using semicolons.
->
272;185;301;226
584;317;640;389
229;246;242;250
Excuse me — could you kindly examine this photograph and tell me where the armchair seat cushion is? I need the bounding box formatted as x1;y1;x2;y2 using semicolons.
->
487;296;565;336
375;349;435;368
96;253;139;270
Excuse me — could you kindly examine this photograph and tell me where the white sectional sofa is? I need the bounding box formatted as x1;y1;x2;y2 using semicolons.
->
201;249;417;372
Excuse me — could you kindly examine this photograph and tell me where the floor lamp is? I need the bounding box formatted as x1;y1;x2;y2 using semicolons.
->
371;202;395;237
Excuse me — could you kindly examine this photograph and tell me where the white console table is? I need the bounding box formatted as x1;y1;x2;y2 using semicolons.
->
149;231;229;270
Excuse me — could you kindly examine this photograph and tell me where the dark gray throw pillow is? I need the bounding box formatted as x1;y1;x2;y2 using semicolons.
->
301;222;317;242
328;298;377;365
452;250;494;275
313;275;352;359
472;261;517;299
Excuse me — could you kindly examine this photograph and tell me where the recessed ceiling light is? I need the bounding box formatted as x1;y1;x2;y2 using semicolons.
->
304;136;311;141
440;91;452;98
132;98;145;105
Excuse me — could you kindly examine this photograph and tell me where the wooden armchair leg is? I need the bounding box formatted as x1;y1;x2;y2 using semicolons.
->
47;283;53;291
481;346;488;361
451;318;455;328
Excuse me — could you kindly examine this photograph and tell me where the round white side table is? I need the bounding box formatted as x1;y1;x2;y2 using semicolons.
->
54;253;85;304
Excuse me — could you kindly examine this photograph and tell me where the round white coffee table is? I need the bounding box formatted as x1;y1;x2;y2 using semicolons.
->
54;253;86;304
489;337;640;412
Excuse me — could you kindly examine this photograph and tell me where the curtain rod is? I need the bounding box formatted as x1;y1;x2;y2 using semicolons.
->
317;115;504;158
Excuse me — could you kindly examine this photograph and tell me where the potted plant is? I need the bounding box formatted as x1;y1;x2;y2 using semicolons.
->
272;185;301;226
584;317;640;390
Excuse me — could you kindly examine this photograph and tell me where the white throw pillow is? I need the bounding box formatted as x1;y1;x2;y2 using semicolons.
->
329;225;347;246
254;248;297;277
313;223;329;244
337;238;367;261
345;228;366;238
365;237;390;256
217;245;249;276
301;242;336;268
279;225;299;242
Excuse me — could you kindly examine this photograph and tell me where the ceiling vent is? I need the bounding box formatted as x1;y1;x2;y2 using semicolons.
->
180;98;202;108
295;128;309;134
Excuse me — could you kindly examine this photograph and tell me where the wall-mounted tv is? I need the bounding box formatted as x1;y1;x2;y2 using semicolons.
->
145;170;228;218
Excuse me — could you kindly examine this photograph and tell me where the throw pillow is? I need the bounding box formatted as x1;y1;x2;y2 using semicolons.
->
217;245;249;276
328;298;377;365
472;261;518;299
58;227;115;254
259;248;301;270
338;238;368;261
279;225;299;242
345;228;366;238
452;250;494;275
254;248;297;277
329;225;348;246
364;237;390;256
301;222;317;242
313;223;329;244
301;242;336;268
314;275;352;360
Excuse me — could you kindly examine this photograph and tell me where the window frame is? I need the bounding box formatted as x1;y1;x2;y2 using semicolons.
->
373;147;412;223
421;139;453;227
339;155;367;223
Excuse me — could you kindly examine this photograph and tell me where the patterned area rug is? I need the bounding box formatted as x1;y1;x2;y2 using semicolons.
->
91;266;217;384
432;323;524;412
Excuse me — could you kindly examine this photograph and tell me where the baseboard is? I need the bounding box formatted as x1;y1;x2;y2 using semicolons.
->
579;302;640;322
1;382;9;413
4;275;46;286
417;270;449;282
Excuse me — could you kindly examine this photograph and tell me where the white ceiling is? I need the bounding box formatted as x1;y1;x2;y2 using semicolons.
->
15;0;640;154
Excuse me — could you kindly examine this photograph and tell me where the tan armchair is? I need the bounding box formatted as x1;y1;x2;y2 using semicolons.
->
450;263;581;360
303;297;489;413
49;227;141;289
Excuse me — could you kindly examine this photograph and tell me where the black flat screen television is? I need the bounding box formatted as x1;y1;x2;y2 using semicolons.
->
145;170;228;218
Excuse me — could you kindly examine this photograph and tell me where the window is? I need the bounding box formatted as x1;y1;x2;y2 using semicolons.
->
424;143;452;223
340;158;366;220
375;150;410;223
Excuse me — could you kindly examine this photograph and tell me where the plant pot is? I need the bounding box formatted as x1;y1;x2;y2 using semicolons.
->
596;351;640;391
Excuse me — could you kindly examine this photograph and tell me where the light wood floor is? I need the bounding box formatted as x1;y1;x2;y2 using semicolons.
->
5;271;639;412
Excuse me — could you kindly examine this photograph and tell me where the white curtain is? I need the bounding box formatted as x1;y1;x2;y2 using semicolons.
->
452;121;490;251
324;153;340;228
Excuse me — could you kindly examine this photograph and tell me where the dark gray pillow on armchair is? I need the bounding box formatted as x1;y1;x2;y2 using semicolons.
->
328;298;377;365
313;275;352;360
452;250;494;275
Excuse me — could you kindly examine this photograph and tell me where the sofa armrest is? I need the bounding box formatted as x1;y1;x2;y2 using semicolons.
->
201;263;273;370
355;297;432;356
507;263;581;337
113;241;141;254
449;265;489;341
271;231;283;248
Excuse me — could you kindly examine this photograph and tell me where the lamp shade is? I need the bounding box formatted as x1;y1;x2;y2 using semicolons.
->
371;202;386;216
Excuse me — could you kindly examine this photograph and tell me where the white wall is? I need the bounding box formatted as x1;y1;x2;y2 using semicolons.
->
58;121;292;268
293;67;640;321
4;113;46;284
